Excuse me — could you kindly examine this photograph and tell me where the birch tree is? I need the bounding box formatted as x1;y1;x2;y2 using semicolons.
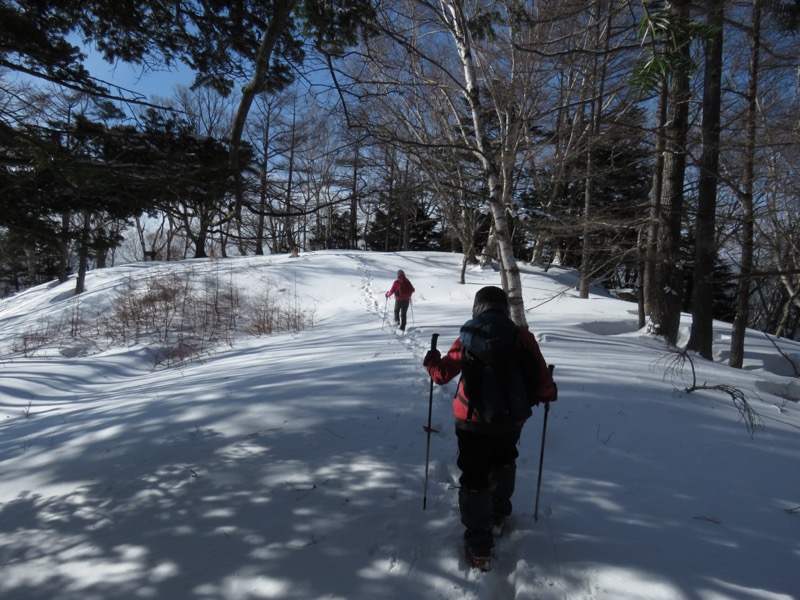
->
434;0;529;321
342;0;562;325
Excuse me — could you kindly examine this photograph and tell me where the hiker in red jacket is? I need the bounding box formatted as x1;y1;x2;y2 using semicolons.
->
423;286;556;570
386;269;415;331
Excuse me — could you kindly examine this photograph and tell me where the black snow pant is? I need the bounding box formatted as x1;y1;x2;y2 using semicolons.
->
456;426;521;555
393;299;410;330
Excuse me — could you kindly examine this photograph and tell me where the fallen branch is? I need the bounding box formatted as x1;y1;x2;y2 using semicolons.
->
763;332;800;377
693;515;722;524
664;351;764;438
687;382;763;438
289;534;319;548
286;479;331;500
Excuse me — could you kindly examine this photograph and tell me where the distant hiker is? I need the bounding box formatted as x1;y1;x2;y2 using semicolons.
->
423;285;556;571
386;270;415;332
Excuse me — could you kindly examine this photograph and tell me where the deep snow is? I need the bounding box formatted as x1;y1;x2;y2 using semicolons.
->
0;250;798;600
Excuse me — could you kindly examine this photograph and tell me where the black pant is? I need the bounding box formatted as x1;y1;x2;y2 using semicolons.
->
394;299;410;330
456;427;521;554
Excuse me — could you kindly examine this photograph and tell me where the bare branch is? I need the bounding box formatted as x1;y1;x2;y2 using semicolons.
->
660;350;764;438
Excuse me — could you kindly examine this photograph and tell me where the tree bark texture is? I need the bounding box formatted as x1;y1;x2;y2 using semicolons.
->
729;0;762;368
687;0;724;359
650;0;692;346
441;0;526;326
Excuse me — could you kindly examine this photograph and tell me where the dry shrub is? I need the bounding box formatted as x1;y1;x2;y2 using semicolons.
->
11;268;315;366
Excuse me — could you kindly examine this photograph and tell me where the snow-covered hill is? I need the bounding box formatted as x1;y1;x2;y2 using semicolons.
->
1;251;798;600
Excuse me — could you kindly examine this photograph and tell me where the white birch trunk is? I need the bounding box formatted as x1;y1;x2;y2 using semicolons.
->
440;0;526;326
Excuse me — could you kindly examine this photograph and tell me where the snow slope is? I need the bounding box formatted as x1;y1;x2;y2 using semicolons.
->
0;251;798;600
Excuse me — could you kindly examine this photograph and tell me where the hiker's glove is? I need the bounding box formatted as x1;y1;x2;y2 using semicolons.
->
534;384;558;406
548;382;558;403
423;349;440;367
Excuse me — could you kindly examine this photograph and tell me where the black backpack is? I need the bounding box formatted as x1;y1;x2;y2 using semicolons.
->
458;312;537;425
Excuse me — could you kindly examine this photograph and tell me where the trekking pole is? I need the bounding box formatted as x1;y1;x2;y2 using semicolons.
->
422;333;440;510
534;364;555;522
381;296;388;330
410;299;415;324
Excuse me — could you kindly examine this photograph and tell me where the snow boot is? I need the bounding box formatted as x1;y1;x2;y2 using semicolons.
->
465;544;492;572
460;488;493;570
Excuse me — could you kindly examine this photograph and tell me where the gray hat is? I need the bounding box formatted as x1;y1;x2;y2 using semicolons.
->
397;270;405;277
472;286;509;317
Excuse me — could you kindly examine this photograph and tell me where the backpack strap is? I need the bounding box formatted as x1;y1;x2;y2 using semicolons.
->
454;379;478;423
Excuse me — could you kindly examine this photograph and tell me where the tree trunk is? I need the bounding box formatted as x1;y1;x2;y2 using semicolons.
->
74;211;92;295
286;107;299;257
350;142;360;250
443;0;526;326
193;225;208;259
229;0;300;221
59;212;71;283
643;81;668;317
255;116;271;256
579;146;593;299
649;0;692;346
579;0;609;300
730;0;762;368
688;0;724;359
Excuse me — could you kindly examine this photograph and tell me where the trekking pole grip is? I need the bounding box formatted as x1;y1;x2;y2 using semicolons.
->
430;333;439;351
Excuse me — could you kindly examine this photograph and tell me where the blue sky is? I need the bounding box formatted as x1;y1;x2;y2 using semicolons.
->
80;43;195;101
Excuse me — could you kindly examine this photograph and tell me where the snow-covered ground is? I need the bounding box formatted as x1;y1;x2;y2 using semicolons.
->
1;250;798;600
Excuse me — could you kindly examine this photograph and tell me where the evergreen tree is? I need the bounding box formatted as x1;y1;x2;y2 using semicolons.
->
364;201;441;252
517;112;651;289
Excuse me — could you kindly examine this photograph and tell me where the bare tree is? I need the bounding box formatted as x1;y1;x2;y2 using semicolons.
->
341;0;577;325
293;106;351;251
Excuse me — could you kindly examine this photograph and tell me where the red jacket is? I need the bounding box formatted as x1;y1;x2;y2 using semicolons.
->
426;327;556;427
386;275;415;300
